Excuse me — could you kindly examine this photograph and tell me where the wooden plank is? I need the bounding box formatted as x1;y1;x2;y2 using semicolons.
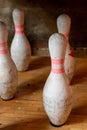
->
0;56;87;130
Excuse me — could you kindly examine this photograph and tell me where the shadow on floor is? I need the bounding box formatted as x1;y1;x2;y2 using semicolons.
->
0;117;49;130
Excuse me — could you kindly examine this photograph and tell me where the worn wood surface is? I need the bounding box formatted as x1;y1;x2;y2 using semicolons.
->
0;56;87;130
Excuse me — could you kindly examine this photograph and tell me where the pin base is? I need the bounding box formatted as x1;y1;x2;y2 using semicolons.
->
50;122;65;127
1;96;15;101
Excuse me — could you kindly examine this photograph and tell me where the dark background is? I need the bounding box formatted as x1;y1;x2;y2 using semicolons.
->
0;0;87;56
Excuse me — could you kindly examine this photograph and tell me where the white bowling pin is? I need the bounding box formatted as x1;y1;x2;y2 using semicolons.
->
57;14;75;82
43;33;73;126
0;21;18;100
10;8;31;71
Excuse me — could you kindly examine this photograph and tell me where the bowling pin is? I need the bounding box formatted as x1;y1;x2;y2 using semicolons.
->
0;21;18;100
43;33;73;126
10;8;31;71
57;14;75;82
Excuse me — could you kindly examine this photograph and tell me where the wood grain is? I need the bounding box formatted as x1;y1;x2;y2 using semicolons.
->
0;56;87;130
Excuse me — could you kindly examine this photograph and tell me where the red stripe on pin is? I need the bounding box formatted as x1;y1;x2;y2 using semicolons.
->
64;33;69;38
0;42;7;47
51;59;64;64
0;49;8;54
51;68;64;74
15;24;24;34
69;51;74;57
16;30;24;34
15;24;24;28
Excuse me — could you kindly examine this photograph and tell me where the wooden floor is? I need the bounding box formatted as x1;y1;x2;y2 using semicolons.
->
0;56;87;130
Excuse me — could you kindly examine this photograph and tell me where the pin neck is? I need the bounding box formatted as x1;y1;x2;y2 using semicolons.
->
0;49;8;54
64;34;74;57
51;68;64;74
64;33;69;42
51;58;64;64
69;50;74;57
0;42;7;47
64;33;69;38
51;58;64;74
15;24;24;34
0;42;8;54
